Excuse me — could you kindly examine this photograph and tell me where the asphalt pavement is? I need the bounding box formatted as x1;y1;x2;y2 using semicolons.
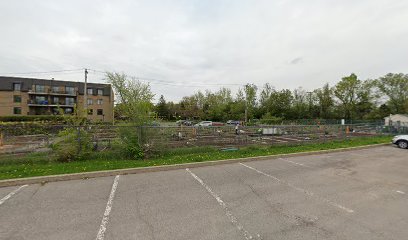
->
1;145;407;240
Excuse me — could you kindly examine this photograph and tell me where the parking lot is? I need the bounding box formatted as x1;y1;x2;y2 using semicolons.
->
1;145;407;240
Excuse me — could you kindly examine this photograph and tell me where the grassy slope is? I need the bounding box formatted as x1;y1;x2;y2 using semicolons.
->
0;135;391;180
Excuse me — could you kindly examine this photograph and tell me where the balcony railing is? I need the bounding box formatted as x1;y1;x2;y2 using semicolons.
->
27;100;49;105
50;90;76;95
28;90;48;94
28;89;77;96
27;100;76;106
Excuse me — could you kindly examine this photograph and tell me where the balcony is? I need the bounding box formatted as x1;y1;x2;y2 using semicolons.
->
27;100;76;107
28;90;48;95
49;90;76;96
28;89;77;96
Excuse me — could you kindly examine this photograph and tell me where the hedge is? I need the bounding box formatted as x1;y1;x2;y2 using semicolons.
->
0;115;67;122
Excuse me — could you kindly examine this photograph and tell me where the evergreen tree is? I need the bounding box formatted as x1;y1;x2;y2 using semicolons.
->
156;95;169;120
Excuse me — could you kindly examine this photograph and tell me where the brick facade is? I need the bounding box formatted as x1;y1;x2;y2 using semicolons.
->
0;76;114;122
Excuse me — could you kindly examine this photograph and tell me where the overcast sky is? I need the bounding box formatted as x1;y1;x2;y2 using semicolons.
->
1;0;408;102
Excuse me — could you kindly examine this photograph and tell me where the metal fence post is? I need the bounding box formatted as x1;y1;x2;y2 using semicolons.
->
137;126;141;147
46;133;50;147
77;126;82;155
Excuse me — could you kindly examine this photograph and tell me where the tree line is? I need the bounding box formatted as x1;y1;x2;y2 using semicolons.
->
108;72;408;123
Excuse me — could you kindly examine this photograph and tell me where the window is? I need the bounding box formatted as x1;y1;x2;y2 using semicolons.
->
13;107;21;114
87;98;93;105
65;97;75;105
13;95;21;103
51;86;60;93
97;109;103;115
35;96;47;104
13;83;21;91
35;85;45;93
97;89;103;95
87;88;93;95
66;86;75;95
51;107;60;115
53;97;59;104
97;99;103;105
64;108;73;114
88;109;93;115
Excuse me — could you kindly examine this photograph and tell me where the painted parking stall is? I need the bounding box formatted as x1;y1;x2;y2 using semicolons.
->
0;177;116;240
0;185;27;206
0;146;408;239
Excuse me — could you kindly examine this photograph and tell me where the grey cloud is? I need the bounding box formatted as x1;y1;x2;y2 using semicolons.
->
1;0;408;101
289;57;303;65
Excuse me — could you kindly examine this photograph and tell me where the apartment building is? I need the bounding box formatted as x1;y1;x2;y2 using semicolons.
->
0;76;114;122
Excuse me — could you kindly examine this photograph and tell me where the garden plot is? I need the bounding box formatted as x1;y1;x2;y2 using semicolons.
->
0;134;51;154
0;123;381;155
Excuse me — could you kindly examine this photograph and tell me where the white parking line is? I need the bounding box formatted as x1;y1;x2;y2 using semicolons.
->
239;163;354;213
0;185;28;206
186;168;261;240
396;190;405;194
96;175;120;240
279;158;312;168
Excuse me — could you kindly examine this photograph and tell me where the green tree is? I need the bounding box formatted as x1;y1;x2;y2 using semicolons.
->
314;83;334;119
333;74;377;119
261;88;293;119
113;103;129;121
156;95;169;120
333;73;361;119
291;88;309;119
355;80;376;119
166;101;178;120
106;72;154;124
258;83;274;117
229;89;246;121
375;73;408;114
179;95;201;120
106;72;155;159
244;84;258;122
205;88;233;121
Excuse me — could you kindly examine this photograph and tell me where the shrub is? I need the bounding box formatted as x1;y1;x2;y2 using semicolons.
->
116;126;144;160
54;144;78;162
0;115;67;122
260;113;283;125
0;122;65;136
53;127;93;162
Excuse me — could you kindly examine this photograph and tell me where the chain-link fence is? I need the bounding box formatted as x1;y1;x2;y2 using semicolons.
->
262;119;384;126
0;121;391;156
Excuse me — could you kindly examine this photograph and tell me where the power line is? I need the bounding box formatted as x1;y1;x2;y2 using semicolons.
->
0;67;253;88
89;69;180;84
146;81;242;88
0;68;85;75
87;69;106;74
87;68;244;87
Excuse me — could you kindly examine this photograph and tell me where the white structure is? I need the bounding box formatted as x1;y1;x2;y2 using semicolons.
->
262;128;283;135
384;114;408;127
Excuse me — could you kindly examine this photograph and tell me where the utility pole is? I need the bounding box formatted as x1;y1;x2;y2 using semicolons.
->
84;68;88;114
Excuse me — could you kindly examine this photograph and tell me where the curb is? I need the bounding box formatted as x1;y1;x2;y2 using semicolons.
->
0;143;390;188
